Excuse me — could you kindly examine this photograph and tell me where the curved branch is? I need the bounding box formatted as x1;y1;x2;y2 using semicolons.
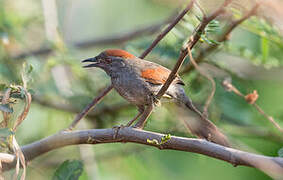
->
139;0;195;59
3;127;283;178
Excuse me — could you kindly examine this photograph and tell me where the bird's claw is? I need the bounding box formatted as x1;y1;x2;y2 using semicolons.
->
152;94;161;107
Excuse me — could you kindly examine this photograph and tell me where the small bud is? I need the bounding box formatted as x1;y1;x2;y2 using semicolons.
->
245;90;258;104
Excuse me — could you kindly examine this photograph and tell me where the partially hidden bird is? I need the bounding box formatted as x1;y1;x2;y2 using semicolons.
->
82;49;230;147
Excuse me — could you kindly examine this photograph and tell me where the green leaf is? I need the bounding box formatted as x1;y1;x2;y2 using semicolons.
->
205;20;220;34
261;36;269;63
52;160;84;180
0;104;13;113
278;147;283;157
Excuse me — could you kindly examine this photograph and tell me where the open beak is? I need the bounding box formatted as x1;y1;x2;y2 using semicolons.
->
81;56;99;68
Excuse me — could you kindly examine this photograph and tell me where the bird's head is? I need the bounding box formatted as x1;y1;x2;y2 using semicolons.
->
82;49;136;73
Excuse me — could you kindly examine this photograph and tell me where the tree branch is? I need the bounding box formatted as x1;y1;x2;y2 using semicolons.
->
181;3;259;75
222;79;283;133
156;0;232;99
139;0;195;59
3;127;283;178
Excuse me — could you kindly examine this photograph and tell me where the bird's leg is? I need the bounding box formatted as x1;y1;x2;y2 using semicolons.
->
133;104;154;129
126;106;144;127
113;106;144;138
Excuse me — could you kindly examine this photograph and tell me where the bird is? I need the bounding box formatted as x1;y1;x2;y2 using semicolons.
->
82;49;230;147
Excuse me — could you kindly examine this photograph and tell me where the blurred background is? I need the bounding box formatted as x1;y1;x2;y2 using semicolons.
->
1;0;283;179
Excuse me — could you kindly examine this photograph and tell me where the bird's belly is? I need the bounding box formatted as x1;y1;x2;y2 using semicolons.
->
112;77;154;106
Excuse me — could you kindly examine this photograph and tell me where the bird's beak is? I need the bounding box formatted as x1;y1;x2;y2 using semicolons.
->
81;56;99;68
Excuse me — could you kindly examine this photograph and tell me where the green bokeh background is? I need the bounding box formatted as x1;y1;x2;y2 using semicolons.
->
1;0;283;179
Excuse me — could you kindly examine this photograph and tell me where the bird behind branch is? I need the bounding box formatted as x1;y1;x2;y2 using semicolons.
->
82;49;230;147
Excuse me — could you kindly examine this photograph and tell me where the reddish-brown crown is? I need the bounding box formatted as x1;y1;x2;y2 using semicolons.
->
103;49;135;59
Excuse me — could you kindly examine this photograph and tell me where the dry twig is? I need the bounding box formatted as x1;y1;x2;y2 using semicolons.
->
181;3;259;74
13;87;32;131
222;79;283;133
156;0;232;100
68;85;114;130
187;46;215;118
139;0;195;59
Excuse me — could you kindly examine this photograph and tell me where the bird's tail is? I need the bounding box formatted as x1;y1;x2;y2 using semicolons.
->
183;96;230;147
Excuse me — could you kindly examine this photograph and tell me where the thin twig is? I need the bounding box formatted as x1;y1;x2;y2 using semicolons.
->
156;0;232;100
68;85;114;130
187;47;215;118
13;87;32;131
139;0;195;59
181;3;259;75
253;104;283;133
222;79;283;134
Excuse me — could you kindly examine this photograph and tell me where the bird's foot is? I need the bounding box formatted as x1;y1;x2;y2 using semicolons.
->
152;94;161;107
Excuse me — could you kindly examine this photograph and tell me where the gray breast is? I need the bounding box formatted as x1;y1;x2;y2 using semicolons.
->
111;68;153;106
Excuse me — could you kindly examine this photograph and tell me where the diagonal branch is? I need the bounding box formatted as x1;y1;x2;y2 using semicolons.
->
156;0;232;99
181;3;259;75
222;79;283;133
2;127;283;178
139;0;195;59
68;85;114;130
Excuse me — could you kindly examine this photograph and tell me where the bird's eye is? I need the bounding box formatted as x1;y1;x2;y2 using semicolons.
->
104;57;112;64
